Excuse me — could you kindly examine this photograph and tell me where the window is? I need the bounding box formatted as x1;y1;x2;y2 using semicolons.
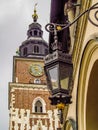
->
30;31;32;36
32;97;46;113
34;45;39;53
34;79;41;84
34;30;37;36
35;100;43;113
39;32;41;37
23;47;27;56
45;49;48;55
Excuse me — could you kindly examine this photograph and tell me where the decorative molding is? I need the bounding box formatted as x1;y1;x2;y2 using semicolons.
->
73;1;92;79
32;96;46;113
77;39;98;130
64;118;76;130
9;82;48;90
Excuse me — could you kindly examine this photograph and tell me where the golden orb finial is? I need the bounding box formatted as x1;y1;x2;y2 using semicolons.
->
32;3;38;22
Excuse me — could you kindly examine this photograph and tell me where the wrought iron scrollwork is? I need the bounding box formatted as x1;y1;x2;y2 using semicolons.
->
88;2;98;27
45;2;98;33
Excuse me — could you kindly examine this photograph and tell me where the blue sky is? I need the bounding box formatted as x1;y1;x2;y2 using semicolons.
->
0;0;50;129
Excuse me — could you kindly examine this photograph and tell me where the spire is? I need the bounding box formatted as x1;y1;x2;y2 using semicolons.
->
32;3;38;22
19;3;48;58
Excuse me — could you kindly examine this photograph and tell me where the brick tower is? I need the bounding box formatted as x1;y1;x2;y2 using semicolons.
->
8;7;60;130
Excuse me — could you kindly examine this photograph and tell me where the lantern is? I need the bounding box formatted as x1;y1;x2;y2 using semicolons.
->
44;50;73;105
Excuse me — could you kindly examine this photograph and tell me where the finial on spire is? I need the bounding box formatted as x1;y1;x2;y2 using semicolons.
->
32;3;38;22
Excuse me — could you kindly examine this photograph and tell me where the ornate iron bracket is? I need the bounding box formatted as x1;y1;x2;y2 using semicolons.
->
45;2;98;33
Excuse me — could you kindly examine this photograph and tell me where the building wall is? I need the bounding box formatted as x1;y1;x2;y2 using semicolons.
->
9;57;61;130
64;0;98;130
13;57;46;84
9;83;60;130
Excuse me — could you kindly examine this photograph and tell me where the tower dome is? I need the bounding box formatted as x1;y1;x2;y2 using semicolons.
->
19;6;48;58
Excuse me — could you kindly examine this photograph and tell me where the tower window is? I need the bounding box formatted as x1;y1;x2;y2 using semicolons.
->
35;100;43;113
34;45;39;53
39;32;41;37
34;79;41;84
23;47;27;56
34;30;37;36
30;31;32;36
45;49;48;55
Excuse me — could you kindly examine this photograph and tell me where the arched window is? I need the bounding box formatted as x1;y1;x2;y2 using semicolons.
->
23;47;27;56
34;45;39;53
34;30;37;36
35;100;43;113
34;79;41;84
32;97;46;113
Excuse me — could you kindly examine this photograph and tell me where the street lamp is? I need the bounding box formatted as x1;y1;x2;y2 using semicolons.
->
44;24;73;124
44;1;98;125
44;38;73;106
44;51;73;105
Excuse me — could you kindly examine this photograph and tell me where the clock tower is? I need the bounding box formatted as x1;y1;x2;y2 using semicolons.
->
9;7;60;130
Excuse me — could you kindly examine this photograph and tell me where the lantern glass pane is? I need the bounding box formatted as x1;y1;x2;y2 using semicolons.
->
60;64;69;90
49;66;58;89
61;77;69;89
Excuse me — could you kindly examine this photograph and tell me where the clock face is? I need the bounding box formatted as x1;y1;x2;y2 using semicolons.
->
29;64;44;77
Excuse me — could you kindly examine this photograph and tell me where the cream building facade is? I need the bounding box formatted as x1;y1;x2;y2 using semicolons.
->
63;0;98;130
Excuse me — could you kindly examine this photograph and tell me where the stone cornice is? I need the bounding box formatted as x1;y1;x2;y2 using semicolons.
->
9;82;48;90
